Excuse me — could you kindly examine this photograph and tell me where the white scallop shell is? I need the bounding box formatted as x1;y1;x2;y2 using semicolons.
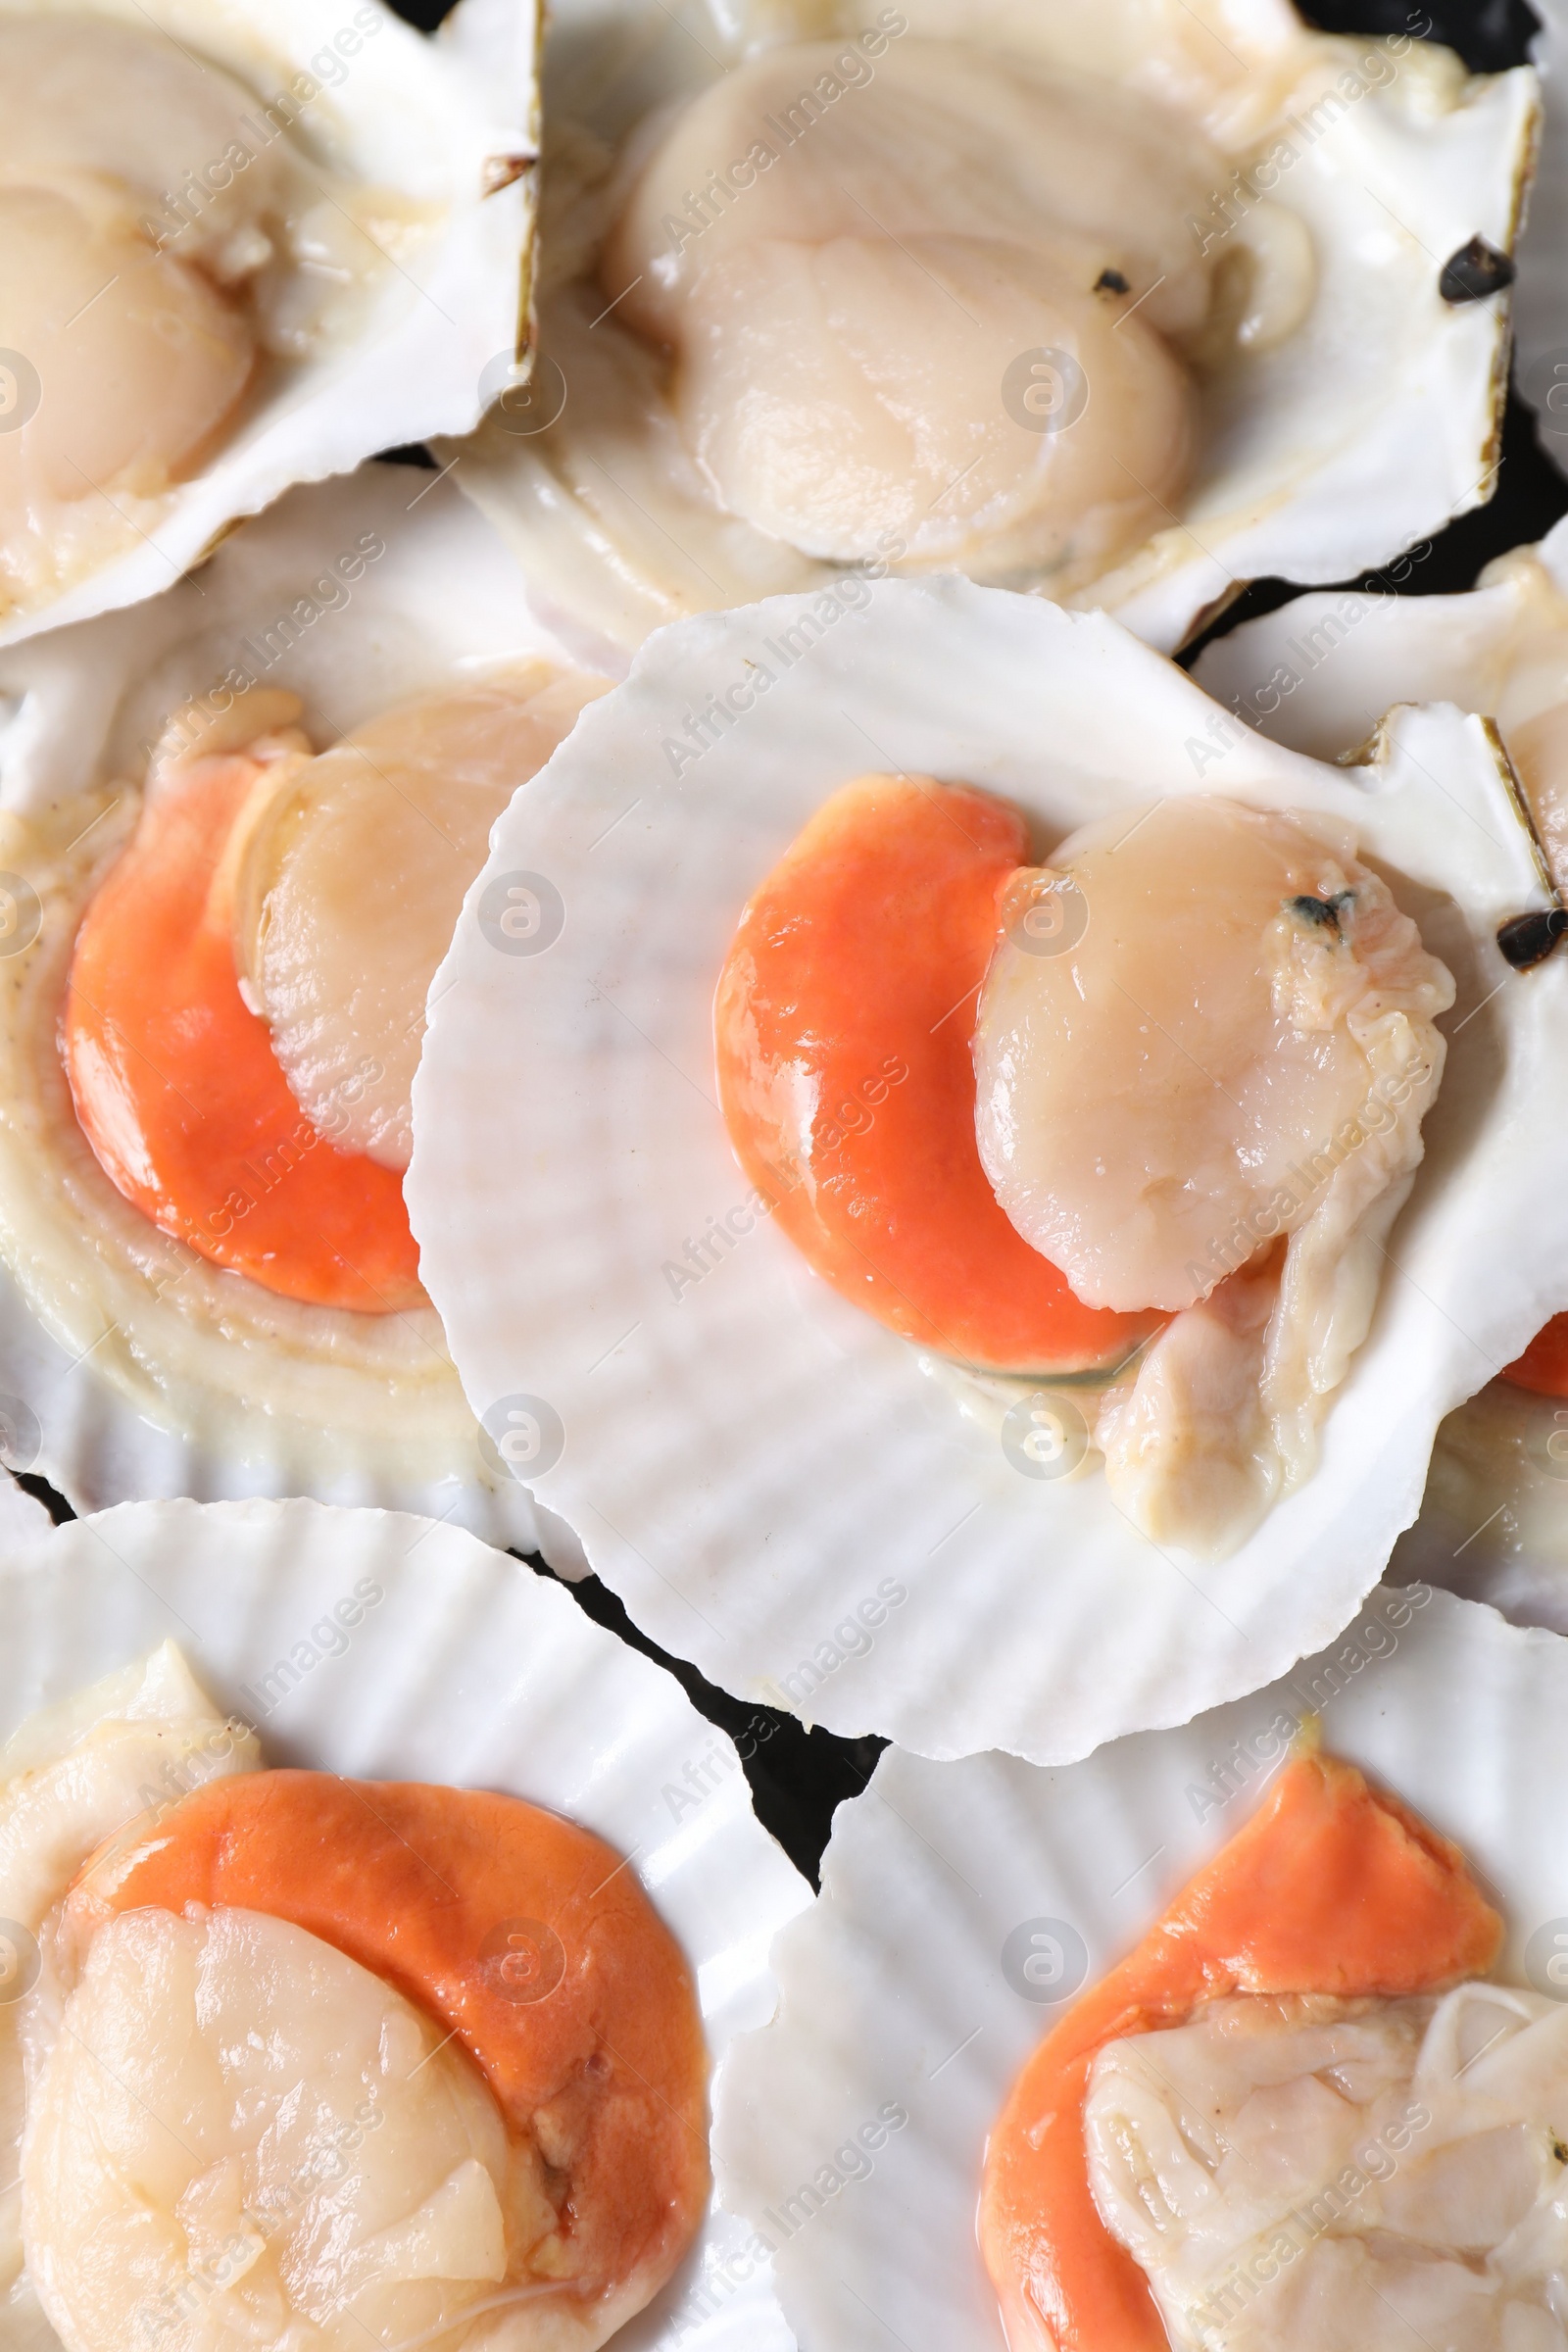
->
0;460;610;1557
0;1493;809;2352
1191;513;1568;761
0;0;538;651
449;0;1537;656
409;575;1568;1762
712;1583;1568;2352
1391;1377;1568;1639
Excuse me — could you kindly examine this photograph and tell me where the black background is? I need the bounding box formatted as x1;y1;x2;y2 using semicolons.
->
27;0;1551;1888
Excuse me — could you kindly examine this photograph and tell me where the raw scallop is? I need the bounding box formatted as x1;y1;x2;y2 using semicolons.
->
975;795;1453;1549
0;0;537;646
0;465;587;1544
24;1906;564;2352
0;1644;258;2305
235;667;606;1170
1088;1985;1568;2351
450;0;1536;653
0;15;411;624
603;42;1219;569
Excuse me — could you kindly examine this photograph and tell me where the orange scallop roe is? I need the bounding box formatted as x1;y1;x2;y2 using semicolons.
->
713;772;1165;1374
978;1749;1503;2352
61;746;423;1312
1502;1312;1568;1396
71;1770;710;2308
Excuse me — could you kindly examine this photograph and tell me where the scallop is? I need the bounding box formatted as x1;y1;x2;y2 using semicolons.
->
0;1501;814;2352
974;798;1452;1550
710;1585;1568;2352
232;665;606;1172
0;0;537;648
600;43;1210;573
4;1632;712;2352
24;1906;558;2352
0;1643;257;2307
449;0;1537;654
0;14;298;618
0;462;603;1546
409;576;1568;1761
1087;1987;1568;2351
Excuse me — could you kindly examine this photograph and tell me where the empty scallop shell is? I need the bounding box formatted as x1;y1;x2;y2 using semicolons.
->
408;575;1568;1762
